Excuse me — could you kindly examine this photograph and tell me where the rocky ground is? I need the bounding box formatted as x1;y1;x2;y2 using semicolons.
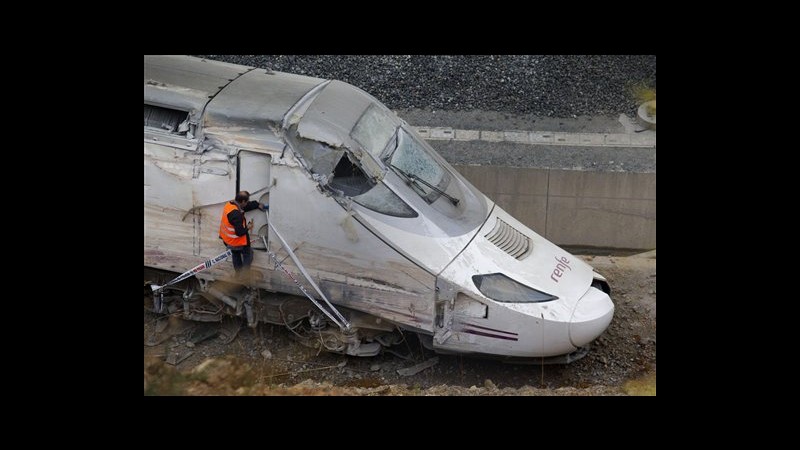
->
194;55;656;117
144;252;656;396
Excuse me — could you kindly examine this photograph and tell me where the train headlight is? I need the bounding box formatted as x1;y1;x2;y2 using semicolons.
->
472;273;558;303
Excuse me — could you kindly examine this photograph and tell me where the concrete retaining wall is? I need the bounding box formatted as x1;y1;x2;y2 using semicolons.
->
454;166;656;250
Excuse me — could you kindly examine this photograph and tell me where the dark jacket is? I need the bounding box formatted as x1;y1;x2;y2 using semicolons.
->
226;201;261;246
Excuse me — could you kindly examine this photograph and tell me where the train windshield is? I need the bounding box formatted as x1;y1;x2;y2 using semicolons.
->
352;105;453;206
351;104;397;159
385;128;451;204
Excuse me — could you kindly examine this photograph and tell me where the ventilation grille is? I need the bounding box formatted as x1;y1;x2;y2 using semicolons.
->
484;218;532;260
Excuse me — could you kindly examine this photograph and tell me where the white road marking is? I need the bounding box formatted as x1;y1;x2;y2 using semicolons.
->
414;126;656;148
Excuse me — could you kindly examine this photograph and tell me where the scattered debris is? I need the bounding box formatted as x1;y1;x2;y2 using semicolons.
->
188;325;219;345
145;333;171;347
384;348;414;361
218;317;241;344
166;350;194;366
397;357;439;376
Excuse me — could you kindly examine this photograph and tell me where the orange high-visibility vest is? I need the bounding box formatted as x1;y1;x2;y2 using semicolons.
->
219;202;248;246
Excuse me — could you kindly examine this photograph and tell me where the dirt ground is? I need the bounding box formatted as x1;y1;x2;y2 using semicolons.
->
144;252;656;396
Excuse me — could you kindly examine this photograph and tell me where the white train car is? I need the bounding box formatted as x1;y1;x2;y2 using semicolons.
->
144;55;614;362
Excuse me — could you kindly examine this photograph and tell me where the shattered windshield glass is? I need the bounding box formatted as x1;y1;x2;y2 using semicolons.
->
386;128;450;204
325;151;417;218
351;104;397;159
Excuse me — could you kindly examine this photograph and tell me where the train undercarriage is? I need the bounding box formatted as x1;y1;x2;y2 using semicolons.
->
144;268;408;357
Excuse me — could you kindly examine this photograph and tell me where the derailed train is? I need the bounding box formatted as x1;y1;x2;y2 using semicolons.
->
144;55;614;363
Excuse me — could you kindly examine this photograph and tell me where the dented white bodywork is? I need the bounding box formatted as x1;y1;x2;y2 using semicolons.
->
144;55;614;361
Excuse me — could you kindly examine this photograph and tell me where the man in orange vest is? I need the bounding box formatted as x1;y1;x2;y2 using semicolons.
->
219;191;268;277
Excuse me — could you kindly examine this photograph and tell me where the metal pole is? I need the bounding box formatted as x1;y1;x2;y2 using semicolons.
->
264;211;351;331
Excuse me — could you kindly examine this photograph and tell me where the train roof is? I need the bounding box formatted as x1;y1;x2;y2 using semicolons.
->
144;56;328;140
144;55;247;115
206;68;326;131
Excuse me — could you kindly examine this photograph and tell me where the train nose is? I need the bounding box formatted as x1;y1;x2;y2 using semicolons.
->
569;287;615;347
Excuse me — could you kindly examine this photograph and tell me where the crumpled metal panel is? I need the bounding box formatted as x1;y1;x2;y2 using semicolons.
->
296;81;395;180
293;137;345;177
296;81;375;147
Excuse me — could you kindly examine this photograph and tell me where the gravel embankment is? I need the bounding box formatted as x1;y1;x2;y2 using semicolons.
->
195;55;656;117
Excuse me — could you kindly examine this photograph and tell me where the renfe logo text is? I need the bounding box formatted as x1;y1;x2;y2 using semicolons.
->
551;256;571;282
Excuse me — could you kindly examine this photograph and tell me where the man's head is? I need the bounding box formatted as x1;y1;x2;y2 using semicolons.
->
235;191;250;207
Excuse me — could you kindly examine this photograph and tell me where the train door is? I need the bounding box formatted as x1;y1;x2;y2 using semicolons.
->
238;150;272;249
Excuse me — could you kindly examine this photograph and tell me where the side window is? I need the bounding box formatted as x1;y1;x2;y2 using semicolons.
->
144;104;194;138
353;182;417;218
328;154;417;218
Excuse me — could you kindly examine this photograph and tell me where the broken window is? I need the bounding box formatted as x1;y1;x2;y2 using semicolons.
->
329;155;417;218
288;110;415;218
330;155;372;196
144;104;190;136
351;103;397;158
387;128;451;204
